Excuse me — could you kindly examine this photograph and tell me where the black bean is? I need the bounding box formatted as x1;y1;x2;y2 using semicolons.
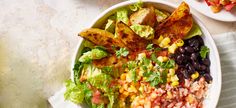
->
193;46;200;52
187;63;195;74
181;69;190;79
199;65;207;71
179;47;185;54
204;73;213;83
183;55;190;63
177;72;184;82
196;36;204;45
184;46;194;53
202;58;210;66
176;54;184;64
199;71;205;75
191;53;199;61
193;62;201;70
206;67;210;73
190;40;199;48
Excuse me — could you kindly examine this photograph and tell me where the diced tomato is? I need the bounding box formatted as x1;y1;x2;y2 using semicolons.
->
92;90;102;104
156;50;168;57
224;3;236;11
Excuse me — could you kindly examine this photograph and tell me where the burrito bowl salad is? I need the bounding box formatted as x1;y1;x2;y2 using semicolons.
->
64;2;212;108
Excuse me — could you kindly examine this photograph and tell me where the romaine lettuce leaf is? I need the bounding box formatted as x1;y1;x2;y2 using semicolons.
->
64;80;88;104
129;0;143;11
117;8;129;24
79;48;108;63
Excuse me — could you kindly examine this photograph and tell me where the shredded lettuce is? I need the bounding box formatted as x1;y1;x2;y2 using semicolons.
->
115;48;129;58
184;23;202;39
130;24;155;40
79;48;108;63
88;73;112;93
116;8;129;24
88;73;118;107
64;80;91;104
129;0;143;11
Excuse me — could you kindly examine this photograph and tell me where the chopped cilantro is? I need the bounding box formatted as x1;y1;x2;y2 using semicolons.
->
127;61;137;70
200;46;210;59
151;53;175;69
116;48;129;58
130;69;137;82
146;44;154;51
146;72;162;87
161;70;168;84
155;47;162;51
143;71;152;77
127;61;137;82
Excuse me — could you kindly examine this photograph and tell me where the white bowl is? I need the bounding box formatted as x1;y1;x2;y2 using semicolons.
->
71;0;222;107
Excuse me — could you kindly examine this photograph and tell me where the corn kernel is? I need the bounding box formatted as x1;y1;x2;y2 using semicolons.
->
157;35;164;44
144;101;151;108
171;81;179;87
167;91;173;99
139;99;145;105
130;95;136;101
167;77;171;83
151;92;158;99
159;37;170;48
175;39;184;47
128;85;138;93
138;53;146;60
157;56;168;62
119;87;124;93
123;91;129;97
169;69;175;76
147;63;153;70
171;75;179;82
120;73;126;80
124;84;128;90
168;43;178;53
191;72;199;80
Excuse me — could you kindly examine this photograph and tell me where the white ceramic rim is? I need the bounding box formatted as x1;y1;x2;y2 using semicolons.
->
71;0;222;107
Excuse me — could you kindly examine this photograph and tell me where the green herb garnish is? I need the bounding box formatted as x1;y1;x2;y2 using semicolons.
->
116;48;129;58
151;53;175;69
146;44;154;51
146;72;162;87
200;46;210;59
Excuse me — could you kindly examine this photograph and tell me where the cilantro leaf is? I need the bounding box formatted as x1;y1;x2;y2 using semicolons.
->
146;44;154;51
127;61;137;82
200;46;210;59
146;72;162;87
151;53;175;69
116;48;129;58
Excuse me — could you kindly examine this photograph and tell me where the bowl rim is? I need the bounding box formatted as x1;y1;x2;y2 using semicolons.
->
71;0;222;107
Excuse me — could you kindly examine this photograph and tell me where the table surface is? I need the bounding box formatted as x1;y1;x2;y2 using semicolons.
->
0;0;235;107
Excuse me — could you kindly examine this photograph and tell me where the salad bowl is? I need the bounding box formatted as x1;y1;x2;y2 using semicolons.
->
70;0;222;107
